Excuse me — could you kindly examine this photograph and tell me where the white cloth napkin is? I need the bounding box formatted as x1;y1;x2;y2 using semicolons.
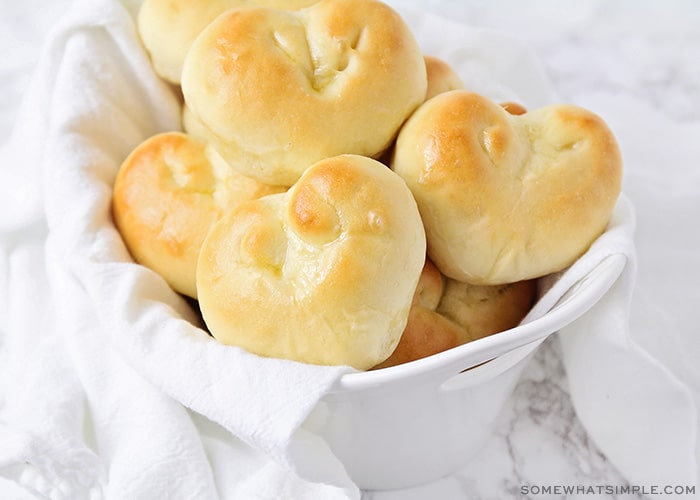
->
525;196;697;495
0;1;696;499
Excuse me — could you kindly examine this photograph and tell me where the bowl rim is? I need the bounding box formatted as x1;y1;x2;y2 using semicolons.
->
331;252;627;393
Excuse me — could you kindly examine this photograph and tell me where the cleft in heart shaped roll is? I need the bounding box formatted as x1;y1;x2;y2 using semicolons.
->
181;0;427;187
392;90;623;285
196;154;427;369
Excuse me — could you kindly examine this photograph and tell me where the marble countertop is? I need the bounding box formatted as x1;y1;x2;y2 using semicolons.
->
1;1;698;499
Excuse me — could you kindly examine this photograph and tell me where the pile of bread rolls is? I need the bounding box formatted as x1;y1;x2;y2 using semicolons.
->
112;0;622;371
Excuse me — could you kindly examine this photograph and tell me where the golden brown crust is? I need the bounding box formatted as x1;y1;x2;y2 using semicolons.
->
412;257;444;310
373;258;537;369
373;307;462;369
500;101;528;115
196;154;426;369
423;55;464;101
112;132;283;298
392;90;623;284
373;259;460;369
181;0;427;186
137;0;319;84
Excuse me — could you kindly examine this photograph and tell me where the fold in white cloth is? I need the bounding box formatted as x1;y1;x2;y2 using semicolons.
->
0;1;696;499
0;2;354;498
526;195;697;494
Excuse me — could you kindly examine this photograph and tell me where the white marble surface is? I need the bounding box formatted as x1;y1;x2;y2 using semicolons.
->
1;1;699;499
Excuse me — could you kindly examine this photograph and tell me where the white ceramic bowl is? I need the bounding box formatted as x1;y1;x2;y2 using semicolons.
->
304;253;627;490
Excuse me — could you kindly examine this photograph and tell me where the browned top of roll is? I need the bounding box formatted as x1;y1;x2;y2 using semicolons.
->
392;90;622;285
181;0;427;186
112;132;283;298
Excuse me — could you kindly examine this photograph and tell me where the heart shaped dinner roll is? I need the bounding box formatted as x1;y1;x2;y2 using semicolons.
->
137;0;319;84
196;154;426;369
181;0;427;186
112;132;284;298
392;90;623;285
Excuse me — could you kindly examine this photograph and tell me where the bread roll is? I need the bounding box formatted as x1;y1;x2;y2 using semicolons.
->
392;90;622;284
137;0;319;84
424;55;463;101
437;278;537;345
112;132;284;298
181;0;427;186
373;259;461;369
196;154;426;369
374;259;536;369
